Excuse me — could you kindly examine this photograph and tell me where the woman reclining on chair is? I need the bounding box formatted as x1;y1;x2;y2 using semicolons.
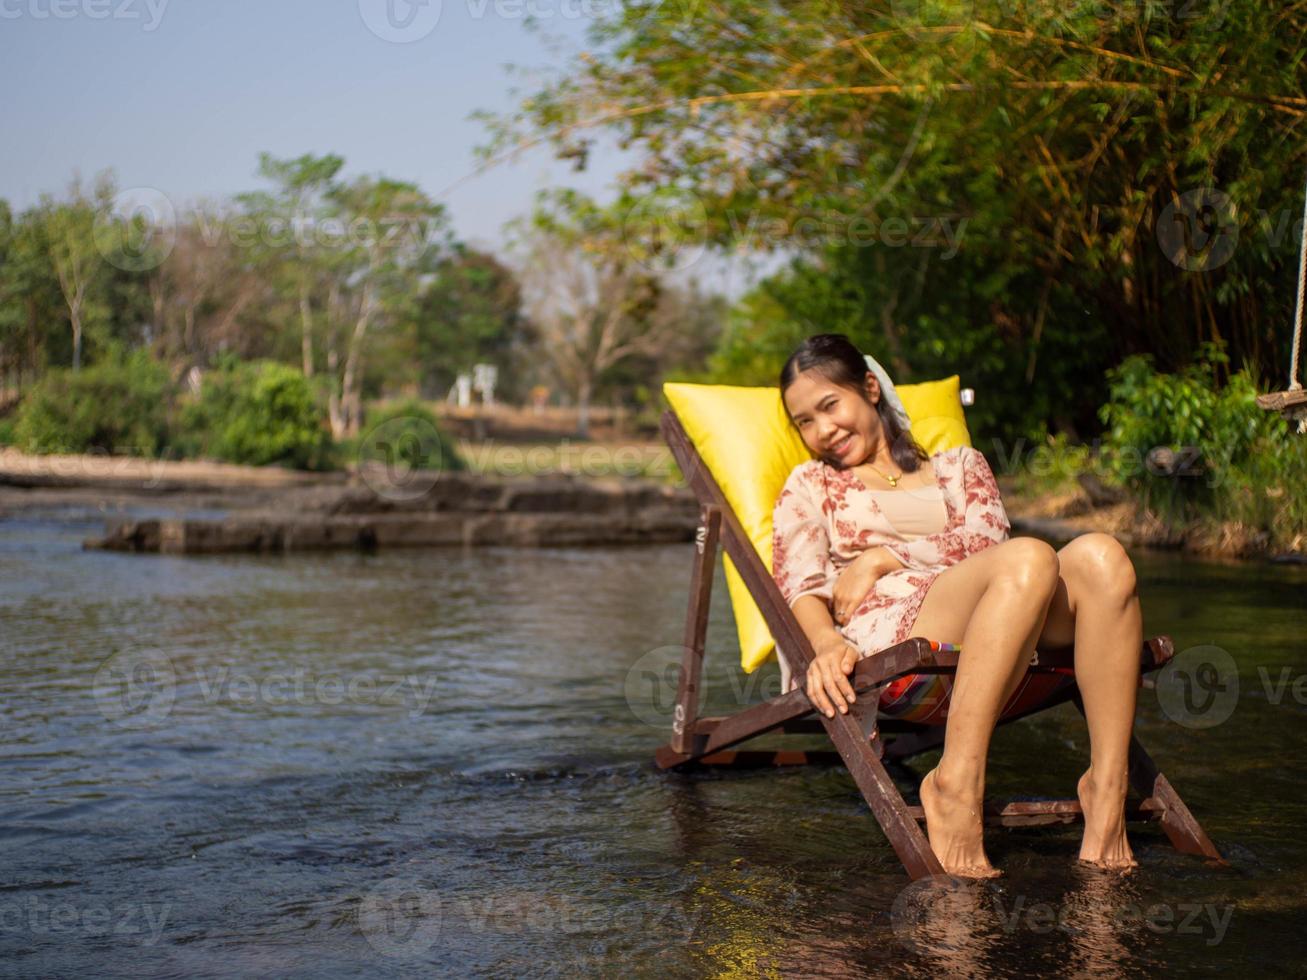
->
772;333;1140;877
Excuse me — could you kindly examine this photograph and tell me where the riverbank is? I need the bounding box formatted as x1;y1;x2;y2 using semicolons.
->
0;448;698;553
1000;471;1306;564
1;447;1301;562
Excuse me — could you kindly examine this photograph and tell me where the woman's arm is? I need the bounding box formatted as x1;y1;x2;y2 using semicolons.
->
791;595;861;717
791;593;850;658
771;468;837;607
881;447;1010;572
772;467;862;717
832;545;904;624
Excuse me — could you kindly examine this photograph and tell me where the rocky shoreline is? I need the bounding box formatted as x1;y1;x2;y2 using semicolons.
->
2;448;1300;561
1000;474;1307;564
83;471;700;554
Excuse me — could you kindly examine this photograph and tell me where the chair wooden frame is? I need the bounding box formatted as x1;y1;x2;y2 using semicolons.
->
654;409;1224;880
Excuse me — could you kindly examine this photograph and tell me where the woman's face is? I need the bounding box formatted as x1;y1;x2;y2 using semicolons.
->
783;367;884;468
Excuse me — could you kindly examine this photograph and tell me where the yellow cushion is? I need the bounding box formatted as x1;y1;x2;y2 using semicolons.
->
898;374;972;456
664;374;970;673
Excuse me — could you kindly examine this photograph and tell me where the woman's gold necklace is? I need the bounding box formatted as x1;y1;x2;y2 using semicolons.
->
862;458;902;487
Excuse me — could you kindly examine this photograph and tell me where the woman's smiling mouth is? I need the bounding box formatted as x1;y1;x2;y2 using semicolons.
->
830;433;855;458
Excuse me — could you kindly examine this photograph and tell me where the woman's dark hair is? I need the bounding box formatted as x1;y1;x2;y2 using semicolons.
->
779;333;928;473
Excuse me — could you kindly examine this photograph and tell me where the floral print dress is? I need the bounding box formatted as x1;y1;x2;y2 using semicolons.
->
770;446;1011;695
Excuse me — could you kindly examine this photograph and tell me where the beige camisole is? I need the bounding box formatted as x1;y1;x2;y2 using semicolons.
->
865;485;948;541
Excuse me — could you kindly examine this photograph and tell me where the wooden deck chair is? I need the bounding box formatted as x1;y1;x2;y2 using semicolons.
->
653;380;1223;880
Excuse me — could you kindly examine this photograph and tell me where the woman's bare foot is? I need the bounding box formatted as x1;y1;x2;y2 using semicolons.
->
919;767;1001;878
1077;768;1138;869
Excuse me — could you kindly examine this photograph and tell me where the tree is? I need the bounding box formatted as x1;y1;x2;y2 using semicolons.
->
412;244;528;399
509;189;695;437
321;176;450;438
149;209;268;369
235;153;346;377
33;173;116;372
0;200;65;399
479;1;1307;439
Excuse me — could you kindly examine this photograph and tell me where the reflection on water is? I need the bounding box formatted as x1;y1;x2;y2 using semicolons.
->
1;515;1306;976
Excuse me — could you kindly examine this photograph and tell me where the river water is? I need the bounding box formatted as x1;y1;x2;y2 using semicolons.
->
2;511;1305;977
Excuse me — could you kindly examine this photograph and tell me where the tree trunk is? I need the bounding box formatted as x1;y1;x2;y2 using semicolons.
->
326;286;344;440
71;310;83;372
299;281;315;378
148;274;166;356
576;376;592;439
340;290;373;438
878;298;910;379
344;363;364;436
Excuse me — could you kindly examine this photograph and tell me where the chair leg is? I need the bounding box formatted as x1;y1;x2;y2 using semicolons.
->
820;710;944;880
1126;734;1225;862
670;506;720;755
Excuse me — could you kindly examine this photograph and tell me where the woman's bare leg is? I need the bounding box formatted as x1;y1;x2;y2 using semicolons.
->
1036;533;1141;868
904;537;1061;876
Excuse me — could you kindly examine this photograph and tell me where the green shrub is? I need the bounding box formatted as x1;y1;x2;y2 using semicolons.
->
1099;344;1304;545
179;360;333;470
356;399;465;473
1216;427;1307;549
1005;429;1094;499
12;353;172;456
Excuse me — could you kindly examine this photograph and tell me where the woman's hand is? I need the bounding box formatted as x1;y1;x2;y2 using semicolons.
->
806;635;861;718
831;546;897;624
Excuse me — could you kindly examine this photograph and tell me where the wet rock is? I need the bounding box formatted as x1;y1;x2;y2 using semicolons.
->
85;475;699;554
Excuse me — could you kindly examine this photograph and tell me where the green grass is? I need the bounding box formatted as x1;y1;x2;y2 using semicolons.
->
454;438;680;482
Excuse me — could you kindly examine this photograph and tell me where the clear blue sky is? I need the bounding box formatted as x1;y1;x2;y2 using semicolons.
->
0;0;633;253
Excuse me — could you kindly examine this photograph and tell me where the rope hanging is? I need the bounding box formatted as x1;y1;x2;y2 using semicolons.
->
1290;166;1306;394
1257;165;1307;433
1287;169;1307;432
